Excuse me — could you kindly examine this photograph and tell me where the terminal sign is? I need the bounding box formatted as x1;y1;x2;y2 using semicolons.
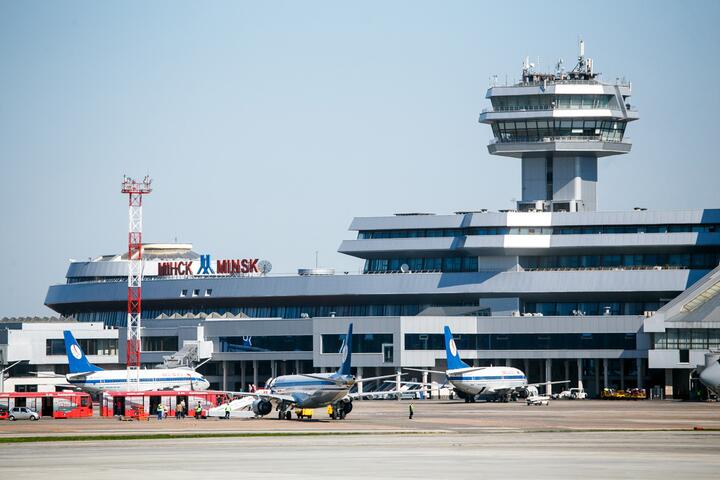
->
157;255;260;276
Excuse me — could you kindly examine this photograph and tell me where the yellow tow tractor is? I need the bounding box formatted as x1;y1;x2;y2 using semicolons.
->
294;408;314;420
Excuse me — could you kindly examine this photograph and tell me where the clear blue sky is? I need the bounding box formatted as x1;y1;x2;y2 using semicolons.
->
1;1;719;317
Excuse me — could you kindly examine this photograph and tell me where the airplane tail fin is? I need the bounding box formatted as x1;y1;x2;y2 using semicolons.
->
63;331;103;374
337;323;353;376
444;325;470;370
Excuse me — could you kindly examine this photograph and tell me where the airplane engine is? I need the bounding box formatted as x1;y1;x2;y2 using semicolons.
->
342;401;353;415
252;399;272;416
523;386;539;398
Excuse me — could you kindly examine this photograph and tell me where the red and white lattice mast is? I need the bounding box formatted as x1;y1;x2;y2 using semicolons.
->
121;175;152;389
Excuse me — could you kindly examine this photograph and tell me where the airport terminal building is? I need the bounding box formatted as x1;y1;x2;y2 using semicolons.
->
14;45;720;398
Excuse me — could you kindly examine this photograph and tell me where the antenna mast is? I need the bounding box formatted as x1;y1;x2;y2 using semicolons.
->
121;175;152;389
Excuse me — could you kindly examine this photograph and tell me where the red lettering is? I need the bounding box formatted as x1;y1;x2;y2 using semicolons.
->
240;259;249;273
184;261;193;275
232;259;241;274
217;260;229;274
247;258;259;273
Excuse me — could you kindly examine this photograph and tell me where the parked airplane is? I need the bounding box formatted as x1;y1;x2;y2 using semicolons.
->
233;323;401;420
62;331;210;393
406;326;568;402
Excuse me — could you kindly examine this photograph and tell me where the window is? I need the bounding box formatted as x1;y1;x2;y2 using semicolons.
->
180;289;188;297
46;339;65;356
321;333;393;354
192;289;200;297
205;289;213;297
141;336;178;352
220;336;313;352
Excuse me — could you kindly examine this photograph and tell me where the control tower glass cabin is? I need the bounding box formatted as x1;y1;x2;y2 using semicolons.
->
479;42;639;212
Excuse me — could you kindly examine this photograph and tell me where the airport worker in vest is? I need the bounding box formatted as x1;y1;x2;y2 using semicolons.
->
409;403;414;420
195;403;202;419
224;403;231;419
157;404;164;420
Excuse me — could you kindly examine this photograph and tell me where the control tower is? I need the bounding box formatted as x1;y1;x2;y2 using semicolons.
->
479;42;639;212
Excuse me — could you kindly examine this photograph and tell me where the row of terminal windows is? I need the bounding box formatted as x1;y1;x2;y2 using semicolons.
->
492;119;627;143
220;336;314;352
362;252;720;273
522;252;720;270
357;224;720;239
652;329;720;350
523;301;666;317
45;338;118;356
490;94;612;111
71;302;479;327
405;333;636;350
364;257;478;273
321;334;394;354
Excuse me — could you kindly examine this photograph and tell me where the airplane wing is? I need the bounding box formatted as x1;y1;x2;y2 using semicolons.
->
525;380;571;389
404;367;447;375
357;373;406;383
347;389;404;400
227;391;296;404
298;374;349;385
383;380;451;389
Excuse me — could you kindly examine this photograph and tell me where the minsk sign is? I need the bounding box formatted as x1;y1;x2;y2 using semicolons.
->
157;254;267;276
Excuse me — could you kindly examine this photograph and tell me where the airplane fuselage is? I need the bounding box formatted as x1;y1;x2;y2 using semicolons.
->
66;367;210;393
267;373;352;408
448;366;526;396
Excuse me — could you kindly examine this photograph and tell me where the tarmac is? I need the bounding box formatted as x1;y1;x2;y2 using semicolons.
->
1;400;720;479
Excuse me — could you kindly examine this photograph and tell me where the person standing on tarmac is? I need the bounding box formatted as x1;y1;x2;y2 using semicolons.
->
195;403;203;420
157;404;164;421
180;399;186;418
224;403;231;420
408;403;414;420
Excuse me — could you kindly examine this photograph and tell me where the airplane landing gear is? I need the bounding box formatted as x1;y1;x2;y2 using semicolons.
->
277;403;292;420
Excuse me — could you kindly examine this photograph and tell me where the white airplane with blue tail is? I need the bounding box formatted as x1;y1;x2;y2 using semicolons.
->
62;331;210;393
407;326;568;402
233;323;402;420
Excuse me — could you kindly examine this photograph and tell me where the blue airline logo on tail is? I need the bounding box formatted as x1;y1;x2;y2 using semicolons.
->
337;323;353;376
444;325;471;370
63;331;103;373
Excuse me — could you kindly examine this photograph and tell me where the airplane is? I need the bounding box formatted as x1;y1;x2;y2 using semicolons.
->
405;326;569;403
62;331;210;393
231;323;402;420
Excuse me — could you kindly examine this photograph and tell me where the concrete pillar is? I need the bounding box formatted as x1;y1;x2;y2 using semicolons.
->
357;367;364;397
422;370;429;399
603;359;608;389
222;361;228;391
523;359;530;377
636;358;643;389
620;359;625;390
664;369;673;399
545;359;552;395
271;360;277;379
396;369;402;401
564;360;570;387
505;358;512;367
577;358;583;390
240;361;246;391
594;360;600;394
252;360;258;388
295;359;300;375
473;359;479;367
